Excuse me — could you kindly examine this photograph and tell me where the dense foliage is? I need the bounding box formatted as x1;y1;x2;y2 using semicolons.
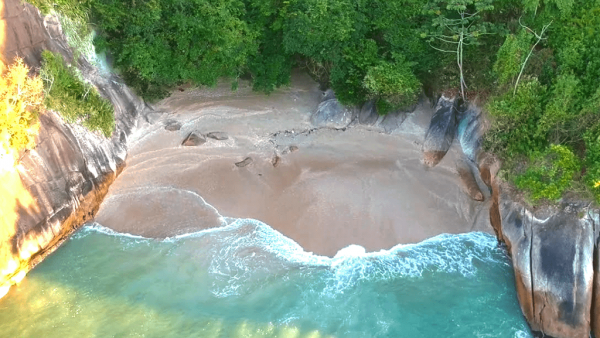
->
34;0;600;204
40;51;115;137
483;0;600;203
0;59;44;167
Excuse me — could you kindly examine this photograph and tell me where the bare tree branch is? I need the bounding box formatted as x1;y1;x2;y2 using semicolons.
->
513;18;552;95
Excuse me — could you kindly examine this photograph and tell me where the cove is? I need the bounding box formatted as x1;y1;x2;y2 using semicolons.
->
1;73;532;337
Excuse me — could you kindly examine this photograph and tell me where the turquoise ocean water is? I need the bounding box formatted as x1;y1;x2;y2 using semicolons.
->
0;218;532;337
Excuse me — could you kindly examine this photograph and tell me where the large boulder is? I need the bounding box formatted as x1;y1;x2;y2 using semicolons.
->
310;90;353;128
182;132;206;146
499;200;594;338
379;110;407;134
594;223;600;338
456;159;484;201
422;96;458;167
358;100;379;125
457;105;482;163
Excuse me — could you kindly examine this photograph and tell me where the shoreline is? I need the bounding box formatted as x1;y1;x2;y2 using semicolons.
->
95;73;494;257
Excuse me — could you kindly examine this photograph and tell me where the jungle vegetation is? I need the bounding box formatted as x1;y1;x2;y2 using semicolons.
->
29;0;600;205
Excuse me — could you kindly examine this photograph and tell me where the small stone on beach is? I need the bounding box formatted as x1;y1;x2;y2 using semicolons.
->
181;132;206;146
235;157;253;167
164;121;181;131
206;132;229;140
272;155;281;167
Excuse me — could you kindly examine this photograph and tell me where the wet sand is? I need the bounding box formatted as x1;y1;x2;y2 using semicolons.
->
95;72;493;256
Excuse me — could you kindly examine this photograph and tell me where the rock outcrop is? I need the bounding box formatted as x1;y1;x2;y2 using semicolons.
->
456;158;484;201
484;148;597;338
359;100;378;125
497;199;595;338
310;90;354;128
422;96;458;167
457;104;482;163
0;0;147;297
4;4;600;338
182;132;206;146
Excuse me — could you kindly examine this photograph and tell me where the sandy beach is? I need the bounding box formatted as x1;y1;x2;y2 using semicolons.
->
95;72;493;256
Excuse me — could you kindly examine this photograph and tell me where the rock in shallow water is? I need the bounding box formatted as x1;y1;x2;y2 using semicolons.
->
164;120;181;131
272;155;280;167
235;157;253;167
182;132;206;146
206;131;229;140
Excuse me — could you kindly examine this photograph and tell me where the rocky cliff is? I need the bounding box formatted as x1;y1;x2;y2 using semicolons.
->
0;0;148;298
2;1;600;337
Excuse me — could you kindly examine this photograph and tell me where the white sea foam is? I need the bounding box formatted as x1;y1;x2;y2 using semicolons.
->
75;222;149;240
83;217;509;299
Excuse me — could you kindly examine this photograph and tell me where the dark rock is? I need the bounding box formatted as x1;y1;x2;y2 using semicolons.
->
456;159;484;201
422;96;458;167
282;145;299;155
181;132;206;147
499;200;594;338
530;215;593;338
499;201;537;327
272;155;281;167
164;120;181;131
457;105;482;163
594;226;600;338
311;95;353;128
322;89;336;101
206;132;229;140
359;100;379;125
235;157;253;168
379;111;407;134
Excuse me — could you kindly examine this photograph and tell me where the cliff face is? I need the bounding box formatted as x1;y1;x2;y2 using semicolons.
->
421;95;600;338
1;1;600;337
0;0;148;297
483;153;599;338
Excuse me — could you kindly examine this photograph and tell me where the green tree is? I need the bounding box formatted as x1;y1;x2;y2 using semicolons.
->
363;54;421;112
422;0;495;100
90;0;258;101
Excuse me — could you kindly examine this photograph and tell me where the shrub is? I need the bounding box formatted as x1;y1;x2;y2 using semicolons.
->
493;30;532;87
27;0;95;61
514;144;580;202
584;129;600;204
0;58;44;166
484;78;546;157
40;51;114;137
537;72;581;144
363;55;421;113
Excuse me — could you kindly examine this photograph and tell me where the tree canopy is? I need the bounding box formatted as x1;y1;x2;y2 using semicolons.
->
34;0;600;204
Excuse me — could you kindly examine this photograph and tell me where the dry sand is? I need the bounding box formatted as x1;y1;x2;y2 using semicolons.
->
95;72;493;256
